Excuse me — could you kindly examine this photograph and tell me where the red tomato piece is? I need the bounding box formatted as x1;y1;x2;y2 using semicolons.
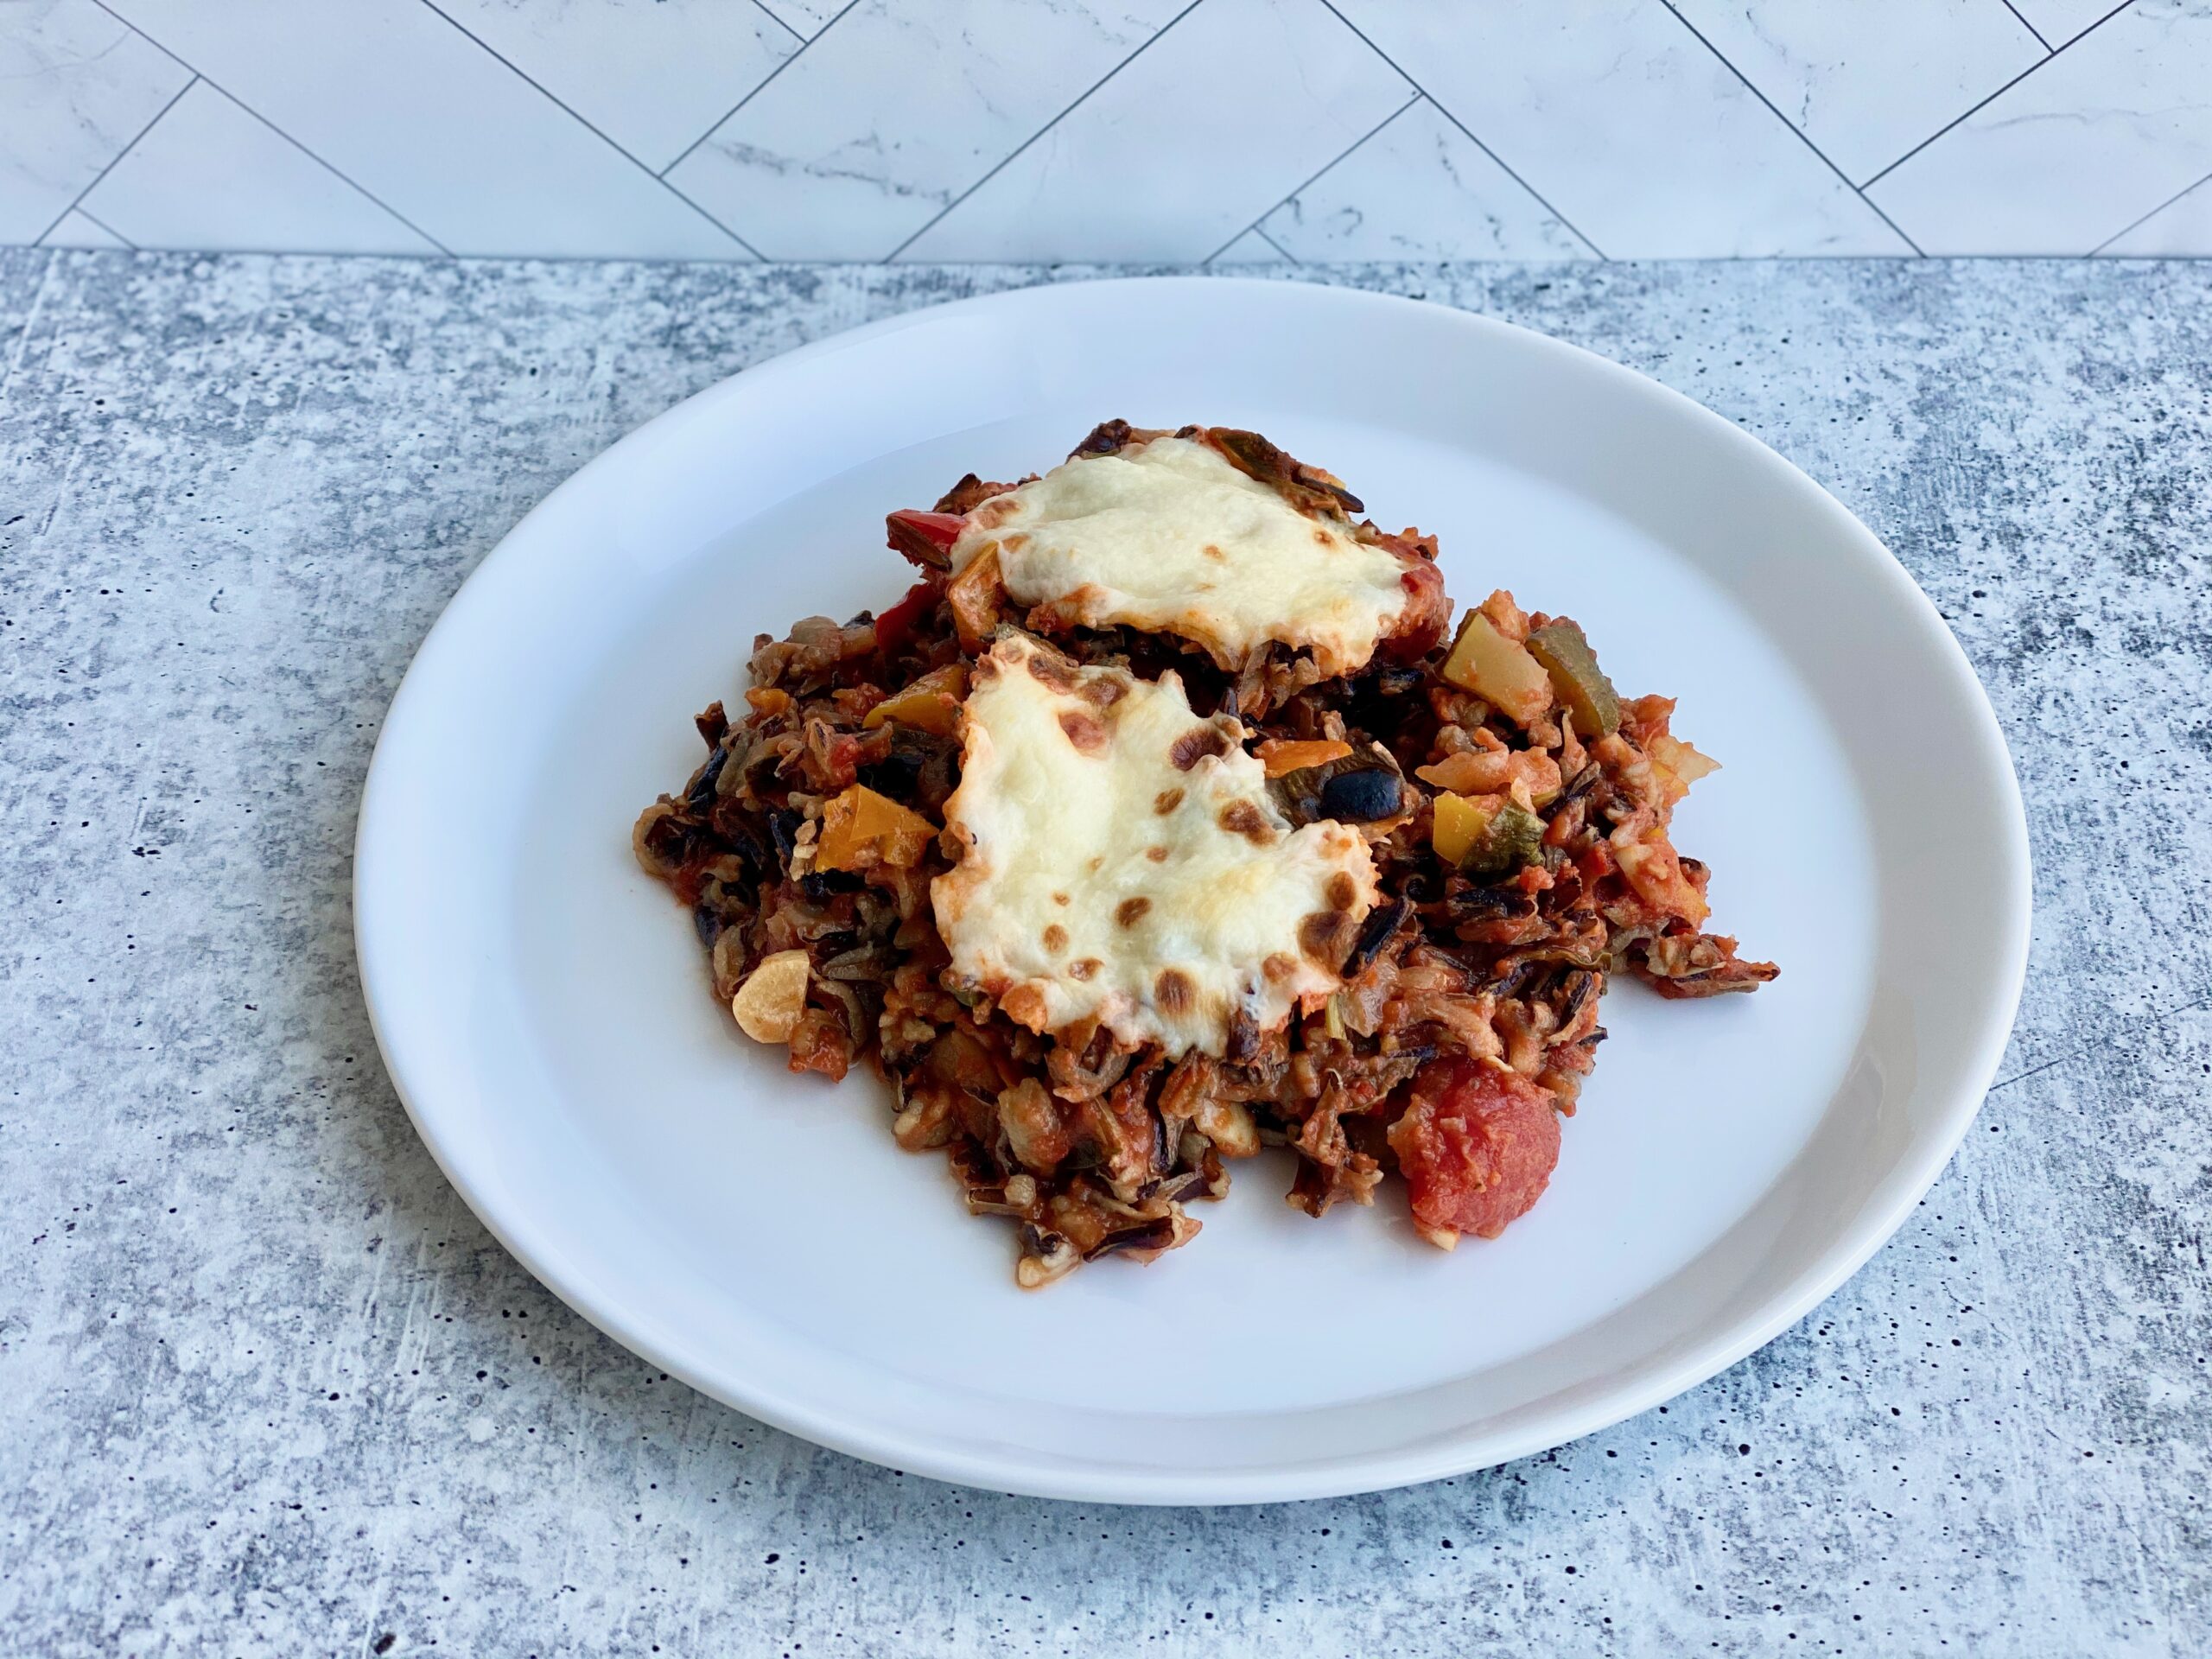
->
885;509;966;569
1387;1057;1560;1243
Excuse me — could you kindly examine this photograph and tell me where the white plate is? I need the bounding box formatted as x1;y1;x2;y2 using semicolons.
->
356;277;2029;1504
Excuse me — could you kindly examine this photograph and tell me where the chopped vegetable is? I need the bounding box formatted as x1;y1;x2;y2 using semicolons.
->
1465;800;1544;874
814;785;938;873
1430;791;1495;868
731;949;810;1043
885;508;965;571
1440;609;1553;728
1431;791;1543;874
1255;737;1352;778
1415;747;1562;805
1649;731;1719;787
1318;768;1402;823
1526;620;1621;737
1611;824;1709;925
861;663;968;737
1388;1057;1560;1245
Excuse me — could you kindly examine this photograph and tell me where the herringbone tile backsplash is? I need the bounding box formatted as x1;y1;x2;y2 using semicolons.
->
4;0;2208;261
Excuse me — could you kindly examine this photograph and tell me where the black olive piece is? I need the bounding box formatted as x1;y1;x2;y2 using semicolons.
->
683;744;729;811
691;906;724;948
1318;768;1402;823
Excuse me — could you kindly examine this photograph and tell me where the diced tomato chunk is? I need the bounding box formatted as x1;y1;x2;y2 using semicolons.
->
1387;1057;1560;1243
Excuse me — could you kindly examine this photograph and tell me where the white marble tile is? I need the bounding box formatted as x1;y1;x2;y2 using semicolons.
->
99;0;747;257
1260;97;1590;261
424;0;795;172
667;0;1187;260
1868;0;2212;254
79;81;437;255
2098;169;2212;252
1208;227;1294;264
901;0;1411;263
2007;0;2128;45
0;0;190;243
1669;0;2045;183
1332;0;1910;256
37;207;130;248
753;0;842;38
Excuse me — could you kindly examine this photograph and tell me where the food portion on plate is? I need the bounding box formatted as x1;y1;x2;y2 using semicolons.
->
633;422;1775;1286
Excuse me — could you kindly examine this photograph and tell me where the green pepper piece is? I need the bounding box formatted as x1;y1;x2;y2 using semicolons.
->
1526;620;1621;737
1462;800;1545;875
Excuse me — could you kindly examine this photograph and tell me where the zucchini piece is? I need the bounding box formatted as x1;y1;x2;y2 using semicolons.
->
1463;800;1544;875
1440;611;1554;728
1525;620;1621;737
1430;793;1544;874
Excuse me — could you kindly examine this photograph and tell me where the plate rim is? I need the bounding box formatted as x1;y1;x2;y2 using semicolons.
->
355;274;2032;1504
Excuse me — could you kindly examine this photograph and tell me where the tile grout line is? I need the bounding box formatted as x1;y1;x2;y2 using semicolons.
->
1314;1;1606;259
71;207;138;250
170;81;455;255
413;0;763;257
747;0;807;48
86;2;456;255
882;0;1211;262
658;0;862;181
1250;225;1300;264
1657;0;1924;255
1860;0;2137;190
1198;91;1420;265
31;70;197;248
2088;163;2212;253
1999;0;2054;54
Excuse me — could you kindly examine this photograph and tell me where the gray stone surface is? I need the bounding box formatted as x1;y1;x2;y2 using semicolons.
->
1;251;2206;1656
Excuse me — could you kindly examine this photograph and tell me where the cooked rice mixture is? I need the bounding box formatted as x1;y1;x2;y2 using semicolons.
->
633;422;1776;1286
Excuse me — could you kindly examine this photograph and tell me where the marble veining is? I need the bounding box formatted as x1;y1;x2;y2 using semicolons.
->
1259;96;1593;263
0;252;2205;1656
0;0;190;244
7;1;2212;258
669;0;1188;260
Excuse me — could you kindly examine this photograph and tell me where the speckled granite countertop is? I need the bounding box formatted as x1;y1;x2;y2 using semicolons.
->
1;252;2206;1656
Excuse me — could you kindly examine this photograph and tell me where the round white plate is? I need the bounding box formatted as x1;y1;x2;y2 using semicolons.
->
356;276;2029;1504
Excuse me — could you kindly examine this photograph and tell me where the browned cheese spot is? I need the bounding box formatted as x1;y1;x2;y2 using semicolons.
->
1313;526;1335;547
1261;952;1297;984
1116;897;1152;928
1077;675;1128;709
1153;787;1185;816
1217;800;1275;847
1024;651;1077;692
1201;543;1226;563
1058;709;1108;752
1069;958;1101;982
1145;845;1170;863
1325;871;1358;911
1170;726;1231;771
1300;910;1354;966
1041;924;1067;953
1154;969;1196;1016
1052;891;1071;906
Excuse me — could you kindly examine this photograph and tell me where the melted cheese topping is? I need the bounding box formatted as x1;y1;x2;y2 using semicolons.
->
932;633;1377;1058
948;435;1411;677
